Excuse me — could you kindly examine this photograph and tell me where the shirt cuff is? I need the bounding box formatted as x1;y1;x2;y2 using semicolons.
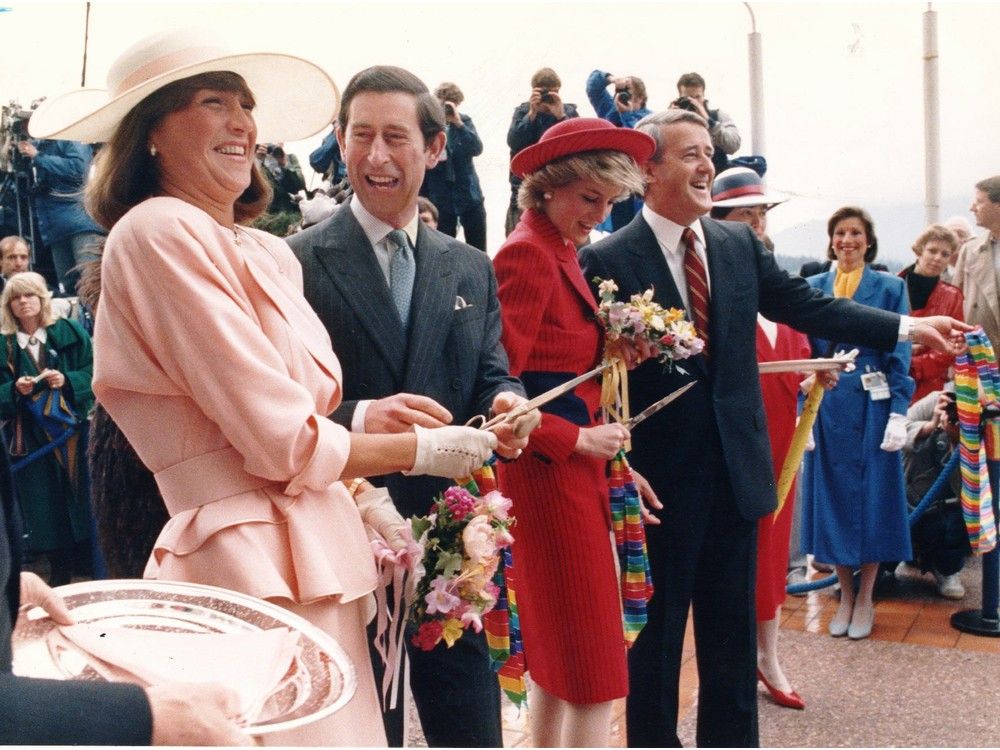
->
897;315;913;342
351;399;373;433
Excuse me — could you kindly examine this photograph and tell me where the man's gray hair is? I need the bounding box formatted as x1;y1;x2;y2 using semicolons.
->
975;175;1000;204
635;109;708;162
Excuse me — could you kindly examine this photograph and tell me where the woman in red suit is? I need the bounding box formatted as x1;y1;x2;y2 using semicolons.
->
494;118;654;747
899;224;965;402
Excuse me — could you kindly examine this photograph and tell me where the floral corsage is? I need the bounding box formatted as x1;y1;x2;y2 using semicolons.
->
594;277;704;370
409;485;515;650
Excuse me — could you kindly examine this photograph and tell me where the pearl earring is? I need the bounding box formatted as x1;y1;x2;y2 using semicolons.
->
543;192;553;200
149;144;157;157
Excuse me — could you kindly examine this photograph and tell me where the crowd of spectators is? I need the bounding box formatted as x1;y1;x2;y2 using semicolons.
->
0;39;993;748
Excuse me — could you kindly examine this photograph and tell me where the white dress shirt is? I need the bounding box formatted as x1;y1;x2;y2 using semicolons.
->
641;204;710;313
348;197;421;433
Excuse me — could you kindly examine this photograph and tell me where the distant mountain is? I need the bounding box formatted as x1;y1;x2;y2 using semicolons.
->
770;196;976;269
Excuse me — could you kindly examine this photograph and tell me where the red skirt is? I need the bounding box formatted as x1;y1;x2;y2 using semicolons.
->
498;450;628;703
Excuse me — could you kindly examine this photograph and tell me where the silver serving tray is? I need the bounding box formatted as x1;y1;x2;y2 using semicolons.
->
12;579;357;735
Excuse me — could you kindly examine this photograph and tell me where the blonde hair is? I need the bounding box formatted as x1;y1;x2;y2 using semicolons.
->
517;151;646;211
912;223;959;256
0;271;55;335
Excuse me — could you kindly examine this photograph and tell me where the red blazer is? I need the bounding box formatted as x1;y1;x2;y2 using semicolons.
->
493;208;604;463
899;269;965;402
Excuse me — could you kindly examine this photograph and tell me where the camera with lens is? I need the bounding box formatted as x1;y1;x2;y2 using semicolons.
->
0;101;38;175
538;89;555;105
615;88;632;105
672;96;698;113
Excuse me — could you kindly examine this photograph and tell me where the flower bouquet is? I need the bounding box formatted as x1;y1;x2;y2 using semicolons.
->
594;277;704;370
409;484;516;651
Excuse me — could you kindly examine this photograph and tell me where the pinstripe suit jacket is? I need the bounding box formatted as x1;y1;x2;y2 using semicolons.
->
287;204;523;517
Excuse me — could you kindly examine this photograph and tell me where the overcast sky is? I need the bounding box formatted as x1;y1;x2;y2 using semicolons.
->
3;0;997;259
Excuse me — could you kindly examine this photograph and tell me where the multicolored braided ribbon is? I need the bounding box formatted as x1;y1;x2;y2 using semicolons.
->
610;450;654;646
953;328;1000;554
468;465;527;707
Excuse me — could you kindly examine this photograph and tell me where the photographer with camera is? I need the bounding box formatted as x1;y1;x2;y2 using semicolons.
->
13;137;104;296
505;67;579;235
897;387;971;599
670;72;741;175
419;82;487;251
584;69;652;232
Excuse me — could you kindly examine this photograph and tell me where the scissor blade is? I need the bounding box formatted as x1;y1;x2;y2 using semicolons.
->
625;381;696;429
481;362;611;430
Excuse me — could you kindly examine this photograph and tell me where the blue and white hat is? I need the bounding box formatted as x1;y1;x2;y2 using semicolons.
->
711;167;787;209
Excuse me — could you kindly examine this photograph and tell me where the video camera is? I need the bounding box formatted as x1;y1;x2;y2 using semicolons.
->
0;100;35;174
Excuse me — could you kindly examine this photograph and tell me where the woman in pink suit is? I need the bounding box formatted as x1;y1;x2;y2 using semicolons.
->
494;118;655;747
27;29;505;746
899;224;965;403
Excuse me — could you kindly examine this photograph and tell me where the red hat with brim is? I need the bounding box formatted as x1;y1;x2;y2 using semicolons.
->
510;117;656;178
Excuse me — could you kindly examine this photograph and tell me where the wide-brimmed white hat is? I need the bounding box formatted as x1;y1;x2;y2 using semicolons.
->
29;27;338;144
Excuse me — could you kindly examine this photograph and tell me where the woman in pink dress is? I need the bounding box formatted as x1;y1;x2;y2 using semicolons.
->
28;28;509;746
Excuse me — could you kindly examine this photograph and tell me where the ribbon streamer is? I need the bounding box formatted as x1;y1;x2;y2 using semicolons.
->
954;328;1000;553
609;450;653;646
774;380;825;519
467;465;527;708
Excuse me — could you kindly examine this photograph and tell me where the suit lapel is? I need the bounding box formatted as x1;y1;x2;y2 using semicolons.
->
628;218;683;309
312;207;406;381
702;219;736;357
403;225;457;392
629;217;707;376
852;265;881;308
969;238;1000;329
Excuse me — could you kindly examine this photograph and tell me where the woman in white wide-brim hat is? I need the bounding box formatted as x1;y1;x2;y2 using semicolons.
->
31;27;497;746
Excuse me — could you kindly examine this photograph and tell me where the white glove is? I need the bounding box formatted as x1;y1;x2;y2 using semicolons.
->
404;424;497;479
880;413;907;452
356;486;414;558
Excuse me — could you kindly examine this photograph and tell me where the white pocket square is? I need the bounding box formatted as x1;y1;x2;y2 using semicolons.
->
454;295;472;310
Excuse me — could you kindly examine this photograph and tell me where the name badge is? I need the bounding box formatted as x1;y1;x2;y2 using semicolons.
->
860;370;890;401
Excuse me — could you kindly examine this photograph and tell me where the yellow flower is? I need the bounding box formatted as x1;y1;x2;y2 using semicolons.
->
441;618;464;647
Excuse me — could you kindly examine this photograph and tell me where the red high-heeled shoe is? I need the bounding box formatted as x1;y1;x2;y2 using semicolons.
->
757;668;806;710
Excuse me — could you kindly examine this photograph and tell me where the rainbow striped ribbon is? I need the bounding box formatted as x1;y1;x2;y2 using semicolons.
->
610;450;654;646
468;465;527;708
953;328;1000;554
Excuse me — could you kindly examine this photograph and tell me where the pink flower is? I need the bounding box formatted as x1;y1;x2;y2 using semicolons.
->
425;576;461;615
461;609;484;633
494;526;514;549
462;515;496;564
478;490;512;521
442;486;477;521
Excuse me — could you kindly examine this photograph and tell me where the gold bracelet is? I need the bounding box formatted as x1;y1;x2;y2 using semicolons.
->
346;477;366;497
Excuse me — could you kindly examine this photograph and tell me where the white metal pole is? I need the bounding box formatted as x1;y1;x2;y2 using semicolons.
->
745;3;765;156
923;4;940;225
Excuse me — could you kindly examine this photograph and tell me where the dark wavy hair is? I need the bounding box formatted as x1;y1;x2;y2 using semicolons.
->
86;71;271;231
826;206;878;263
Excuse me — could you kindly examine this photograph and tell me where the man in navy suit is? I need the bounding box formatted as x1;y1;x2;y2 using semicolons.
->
288;66;533;747
579;109;969;747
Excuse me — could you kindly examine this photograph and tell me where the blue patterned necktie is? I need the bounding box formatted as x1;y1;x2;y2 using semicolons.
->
387;229;415;328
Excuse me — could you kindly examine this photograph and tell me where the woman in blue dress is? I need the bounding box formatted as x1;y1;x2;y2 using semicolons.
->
802;206;914;640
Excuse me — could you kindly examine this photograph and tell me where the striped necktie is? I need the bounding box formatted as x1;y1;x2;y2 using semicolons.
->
682;227;709;353
387;229;415;329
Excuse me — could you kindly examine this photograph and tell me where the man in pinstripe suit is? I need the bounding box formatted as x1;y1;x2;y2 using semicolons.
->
287;65;531;748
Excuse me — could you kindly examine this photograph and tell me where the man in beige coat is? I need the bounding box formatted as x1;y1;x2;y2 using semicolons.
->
954;175;1000;349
